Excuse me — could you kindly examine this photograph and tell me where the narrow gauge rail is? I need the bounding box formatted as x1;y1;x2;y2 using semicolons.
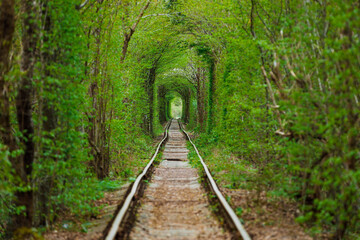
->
103;119;251;240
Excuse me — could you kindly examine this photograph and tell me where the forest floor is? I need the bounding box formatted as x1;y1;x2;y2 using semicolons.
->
187;145;316;240
221;187;312;240
43;183;130;240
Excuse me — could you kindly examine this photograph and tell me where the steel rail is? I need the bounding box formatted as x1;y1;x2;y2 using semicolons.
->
179;122;252;240
105;120;171;240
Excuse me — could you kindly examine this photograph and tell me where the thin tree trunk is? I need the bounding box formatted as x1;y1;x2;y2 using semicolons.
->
196;68;206;131
88;4;103;179
207;59;216;133
158;85;167;124
146;66;156;137
183;91;190;124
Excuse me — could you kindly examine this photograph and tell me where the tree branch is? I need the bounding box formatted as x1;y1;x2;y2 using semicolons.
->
142;13;172;19
131;0;151;31
76;0;90;10
121;0;151;62
261;66;290;136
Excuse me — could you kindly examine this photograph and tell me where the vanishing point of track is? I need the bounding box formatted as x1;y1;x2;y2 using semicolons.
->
104;120;251;240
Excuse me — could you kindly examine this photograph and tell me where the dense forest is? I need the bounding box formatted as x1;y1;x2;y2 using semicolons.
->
0;0;359;239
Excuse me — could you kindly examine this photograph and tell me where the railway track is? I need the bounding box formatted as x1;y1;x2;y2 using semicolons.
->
104;119;250;240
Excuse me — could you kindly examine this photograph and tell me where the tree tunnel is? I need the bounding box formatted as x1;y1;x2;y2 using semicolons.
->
167;92;183;119
156;77;194;125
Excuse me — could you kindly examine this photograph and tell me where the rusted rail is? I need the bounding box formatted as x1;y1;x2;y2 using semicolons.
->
104;120;171;240
179;121;252;240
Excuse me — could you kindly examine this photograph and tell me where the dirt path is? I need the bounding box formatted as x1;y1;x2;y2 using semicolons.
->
129;120;231;240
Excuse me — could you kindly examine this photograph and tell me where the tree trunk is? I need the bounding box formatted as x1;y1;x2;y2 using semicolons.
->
166;99;171;119
0;0;16;154
195;68;206;131
36;1;58;225
11;0;38;230
207;59;216;134
145;66;156;137
87;5;106;179
181;90;190;124
158;85;167;124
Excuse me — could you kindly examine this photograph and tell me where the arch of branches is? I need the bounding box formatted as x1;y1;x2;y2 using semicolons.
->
156;77;195;125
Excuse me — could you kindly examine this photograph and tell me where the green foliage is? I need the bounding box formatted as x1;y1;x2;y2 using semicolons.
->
178;0;360;238
1;0;359;238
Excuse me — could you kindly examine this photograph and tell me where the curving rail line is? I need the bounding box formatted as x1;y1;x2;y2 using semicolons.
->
104;119;251;240
179;121;251;240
